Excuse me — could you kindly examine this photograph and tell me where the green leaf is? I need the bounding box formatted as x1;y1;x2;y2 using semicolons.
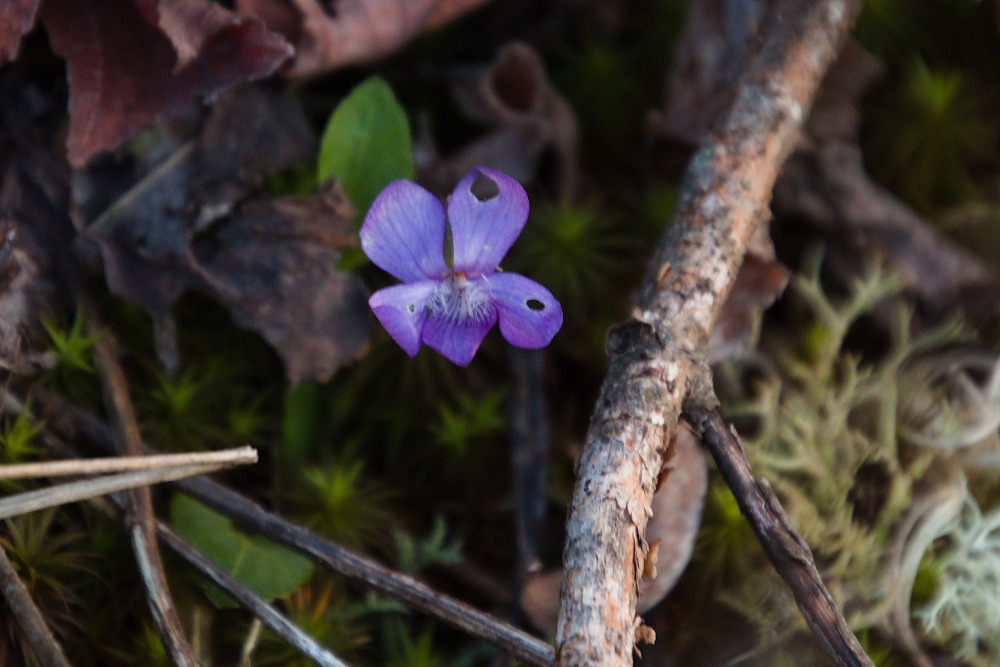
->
318;77;414;223
170;495;313;609
281;382;325;474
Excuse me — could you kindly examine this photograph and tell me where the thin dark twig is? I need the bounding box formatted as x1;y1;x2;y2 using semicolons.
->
33;390;556;667
177;475;555;667
508;348;550;590
10;396;351;667
155;523;348;667
84;305;200;667
0;543;71;667
693;408;873;667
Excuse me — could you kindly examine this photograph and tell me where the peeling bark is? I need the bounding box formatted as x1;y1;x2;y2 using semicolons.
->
555;1;862;664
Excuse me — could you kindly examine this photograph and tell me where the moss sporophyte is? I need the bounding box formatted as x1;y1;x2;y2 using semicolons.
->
360;168;563;366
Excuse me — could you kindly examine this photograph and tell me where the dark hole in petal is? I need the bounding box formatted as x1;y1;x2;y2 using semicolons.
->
526;298;545;311
407;303;417;314
471;174;500;202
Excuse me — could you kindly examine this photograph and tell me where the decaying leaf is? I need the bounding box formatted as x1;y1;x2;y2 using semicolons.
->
520;422;708;636
708;224;789;363
192;188;371;384
770;42;1000;332
648;0;766;143
775;144;1000;328
0;0;39;65
637;422;708;613
802;42;883;145
238;0;494;79
85;85;370;383
136;0;273;69
0;63;76;373
0;217;47;373
39;0;291;167
85;84;314;311
419;42;579;198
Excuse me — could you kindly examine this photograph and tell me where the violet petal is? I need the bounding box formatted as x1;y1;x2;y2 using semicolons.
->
421;308;499;366
480;273;562;349
360;180;449;282
447;167;529;275
369;280;437;357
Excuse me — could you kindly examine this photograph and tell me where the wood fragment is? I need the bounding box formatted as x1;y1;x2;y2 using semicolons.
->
509;348;550;598
554;1;863;664
87;308;201;667
240;0;497;78
0;543;71;667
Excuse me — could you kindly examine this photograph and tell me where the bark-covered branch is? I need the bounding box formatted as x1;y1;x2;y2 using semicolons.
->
554;0;862;664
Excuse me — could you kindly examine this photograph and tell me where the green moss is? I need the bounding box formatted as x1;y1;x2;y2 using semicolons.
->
865;59;998;212
293;460;397;552
507;197;630;328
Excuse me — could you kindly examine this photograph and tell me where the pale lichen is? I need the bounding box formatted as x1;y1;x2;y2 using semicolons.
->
914;486;1000;665
710;258;1000;663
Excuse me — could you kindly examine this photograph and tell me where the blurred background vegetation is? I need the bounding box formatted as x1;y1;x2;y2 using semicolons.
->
4;0;1000;664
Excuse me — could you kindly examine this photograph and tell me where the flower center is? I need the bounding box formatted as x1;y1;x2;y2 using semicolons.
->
427;274;493;323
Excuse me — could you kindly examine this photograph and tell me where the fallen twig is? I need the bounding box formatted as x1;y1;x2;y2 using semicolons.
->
693;408;873;667
27;389;556;666
5;403;350;667
554;0;863;664
0;458;251;519
0;542;71;667
156;522;349;667
86;308;200;666
178;476;556;666
0;447;257;479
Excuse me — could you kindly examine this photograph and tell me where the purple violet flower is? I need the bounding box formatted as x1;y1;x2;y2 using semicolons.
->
360;167;563;366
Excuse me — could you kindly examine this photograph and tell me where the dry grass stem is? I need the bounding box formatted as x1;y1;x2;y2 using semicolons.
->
0;446;257;480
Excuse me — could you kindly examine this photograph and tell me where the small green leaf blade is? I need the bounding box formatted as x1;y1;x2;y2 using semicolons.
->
318;76;414;223
170;495;313;609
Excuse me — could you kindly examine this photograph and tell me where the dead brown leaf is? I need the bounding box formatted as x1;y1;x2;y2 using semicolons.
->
238;0;494;79
419;42;579;198
648;0;766;143
0;0;39;65
520;423;708;637
637;422;707;613
708;224;789;363
85;85;370;383
39;0;291;167
192;188;371;384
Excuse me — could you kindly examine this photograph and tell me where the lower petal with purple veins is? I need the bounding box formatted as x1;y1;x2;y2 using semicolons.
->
480;273;563;349
421;308;498;366
369;281;438;357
